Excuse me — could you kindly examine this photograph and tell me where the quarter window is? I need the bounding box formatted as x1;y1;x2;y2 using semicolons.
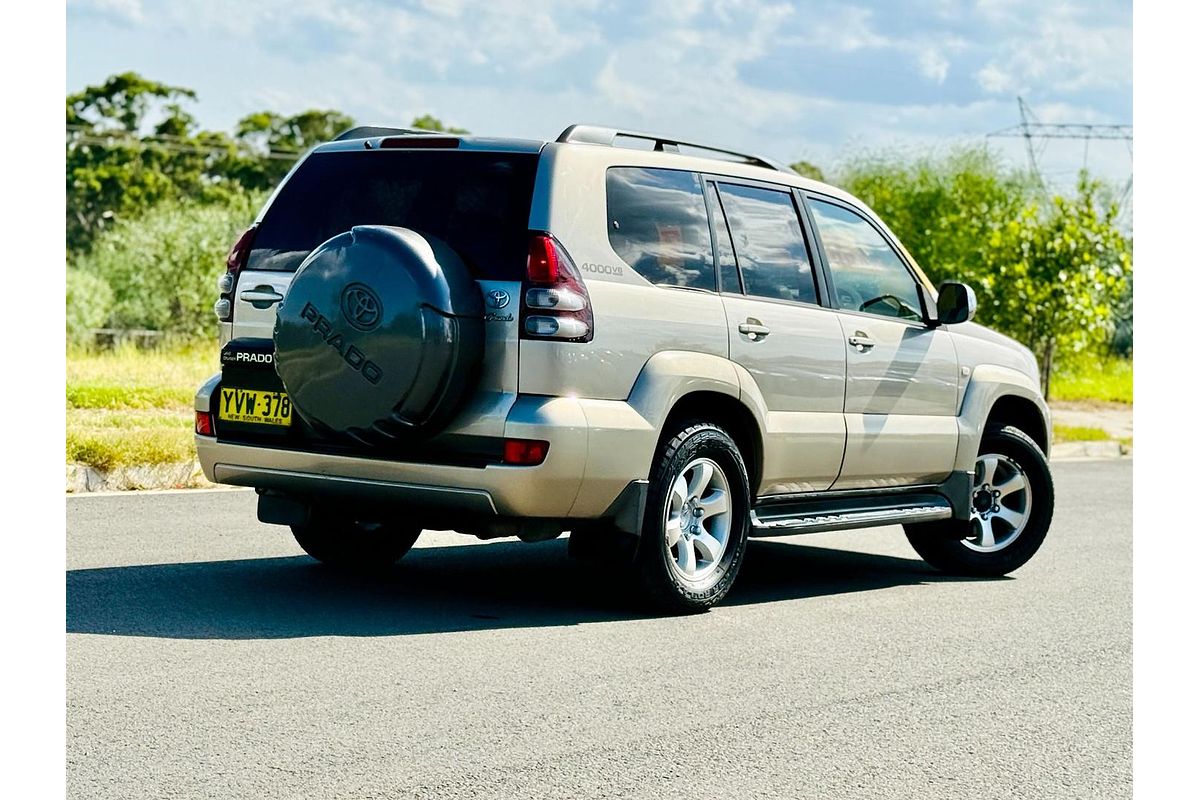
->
808;199;925;322
606;168;716;290
704;182;742;293
717;183;818;304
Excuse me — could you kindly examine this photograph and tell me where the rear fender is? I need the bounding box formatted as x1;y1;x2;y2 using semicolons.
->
566;351;757;517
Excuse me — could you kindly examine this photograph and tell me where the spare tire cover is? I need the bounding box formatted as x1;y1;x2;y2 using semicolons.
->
273;225;484;442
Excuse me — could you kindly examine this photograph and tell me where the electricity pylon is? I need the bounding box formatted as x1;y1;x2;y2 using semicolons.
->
987;97;1133;223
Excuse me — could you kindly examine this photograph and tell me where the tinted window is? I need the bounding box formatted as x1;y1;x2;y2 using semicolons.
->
606;168;716;290
705;181;742;293
248;150;538;279
718;183;818;304
808;199;924;321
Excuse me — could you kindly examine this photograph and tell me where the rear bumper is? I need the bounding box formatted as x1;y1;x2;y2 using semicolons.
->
195;385;657;520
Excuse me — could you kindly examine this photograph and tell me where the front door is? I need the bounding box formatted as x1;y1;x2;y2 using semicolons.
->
707;180;847;494
804;195;960;489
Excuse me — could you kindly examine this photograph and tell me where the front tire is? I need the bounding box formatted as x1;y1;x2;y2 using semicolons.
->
291;506;422;570
634;423;751;613
905;425;1054;576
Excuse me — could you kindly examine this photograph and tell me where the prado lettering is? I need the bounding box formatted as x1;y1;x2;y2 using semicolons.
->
299;302;384;385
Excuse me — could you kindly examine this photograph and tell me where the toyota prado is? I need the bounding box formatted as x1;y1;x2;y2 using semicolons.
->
195;124;1054;611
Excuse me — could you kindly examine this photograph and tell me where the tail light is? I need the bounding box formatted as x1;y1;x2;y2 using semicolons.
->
520;233;593;343
195;411;215;437
225;224;257;275
216;224;257;322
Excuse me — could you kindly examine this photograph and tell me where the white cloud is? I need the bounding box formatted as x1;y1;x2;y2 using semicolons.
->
973;3;1131;94
917;47;950;84
976;62;1015;94
65;0;1132;187
791;5;892;52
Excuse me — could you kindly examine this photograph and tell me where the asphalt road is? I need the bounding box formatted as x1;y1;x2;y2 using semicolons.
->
66;459;1131;799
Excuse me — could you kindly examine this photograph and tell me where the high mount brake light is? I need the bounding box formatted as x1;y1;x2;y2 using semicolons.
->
520;233;593;343
378;136;461;149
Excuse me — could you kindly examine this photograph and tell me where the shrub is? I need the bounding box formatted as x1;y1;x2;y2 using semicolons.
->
65;268;114;342
70;190;264;339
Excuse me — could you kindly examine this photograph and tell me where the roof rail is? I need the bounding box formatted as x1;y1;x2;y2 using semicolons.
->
556;124;788;172
334;125;444;141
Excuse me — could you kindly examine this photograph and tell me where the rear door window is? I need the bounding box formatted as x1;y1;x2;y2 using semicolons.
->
606;167;716;290
716;182;818;304
248;150;539;280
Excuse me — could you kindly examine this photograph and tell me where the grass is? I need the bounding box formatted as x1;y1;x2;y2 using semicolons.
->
1049;357;1133;405
1053;424;1111;443
66;343;219;470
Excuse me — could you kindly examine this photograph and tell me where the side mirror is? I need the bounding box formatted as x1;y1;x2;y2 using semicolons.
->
936;281;976;325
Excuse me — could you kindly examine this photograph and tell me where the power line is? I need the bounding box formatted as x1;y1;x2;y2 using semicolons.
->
65;124;304;161
986;97;1133;221
988;123;1133;141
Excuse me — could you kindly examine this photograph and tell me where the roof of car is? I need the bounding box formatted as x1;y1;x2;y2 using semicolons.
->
314;123;854;202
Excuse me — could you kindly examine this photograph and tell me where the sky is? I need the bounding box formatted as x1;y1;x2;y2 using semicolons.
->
66;0;1133;192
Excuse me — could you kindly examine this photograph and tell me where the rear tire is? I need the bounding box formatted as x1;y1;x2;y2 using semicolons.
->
291;506;422;570
634;422;751;613
905;425;1054;577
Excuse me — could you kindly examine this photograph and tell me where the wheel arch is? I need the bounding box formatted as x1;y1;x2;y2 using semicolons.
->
956;365;1052;471
985;394;1049;455
658;391;764;497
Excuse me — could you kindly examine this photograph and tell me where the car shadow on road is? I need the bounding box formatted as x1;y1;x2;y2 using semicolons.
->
66;539;1000;640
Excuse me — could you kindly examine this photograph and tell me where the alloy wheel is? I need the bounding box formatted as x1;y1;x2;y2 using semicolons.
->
664;457;733;582
963;452;1032;553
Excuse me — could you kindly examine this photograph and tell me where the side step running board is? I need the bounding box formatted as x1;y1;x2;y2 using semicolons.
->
750;502;952;536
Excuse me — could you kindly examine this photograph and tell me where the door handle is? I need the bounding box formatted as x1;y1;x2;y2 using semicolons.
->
738;319;771;340
848;331;875;351
239;288;284;307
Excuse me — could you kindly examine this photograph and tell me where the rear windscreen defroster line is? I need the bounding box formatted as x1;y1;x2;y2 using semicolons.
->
247;150;539;281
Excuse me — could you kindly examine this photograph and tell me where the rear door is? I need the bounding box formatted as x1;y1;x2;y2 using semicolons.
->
224;144;539;441
227;267;290;343
803;194;960;489
707;179;847;495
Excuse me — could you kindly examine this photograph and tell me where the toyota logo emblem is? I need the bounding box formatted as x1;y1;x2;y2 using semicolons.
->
486;289;511;310
340;283;383;331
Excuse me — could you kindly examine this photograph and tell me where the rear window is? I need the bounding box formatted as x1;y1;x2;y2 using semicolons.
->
248;150;539;279
606;167;716;290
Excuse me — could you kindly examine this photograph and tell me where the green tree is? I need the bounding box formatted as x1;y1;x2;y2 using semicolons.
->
979;177;1132;393
789;160;826;182
66;72;357;253
410;114;468;134
232;109;355;186
837;147;1131;396
67;72;244;252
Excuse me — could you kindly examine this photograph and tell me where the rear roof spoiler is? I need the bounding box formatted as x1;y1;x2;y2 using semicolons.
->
334;126;445;141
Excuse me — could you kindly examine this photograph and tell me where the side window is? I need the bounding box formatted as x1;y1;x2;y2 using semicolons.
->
808;199;925;322
606;168;716;290
704;181;742;293
717;182;818;304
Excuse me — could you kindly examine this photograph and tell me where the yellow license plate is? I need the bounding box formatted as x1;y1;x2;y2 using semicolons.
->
219;388;292;426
